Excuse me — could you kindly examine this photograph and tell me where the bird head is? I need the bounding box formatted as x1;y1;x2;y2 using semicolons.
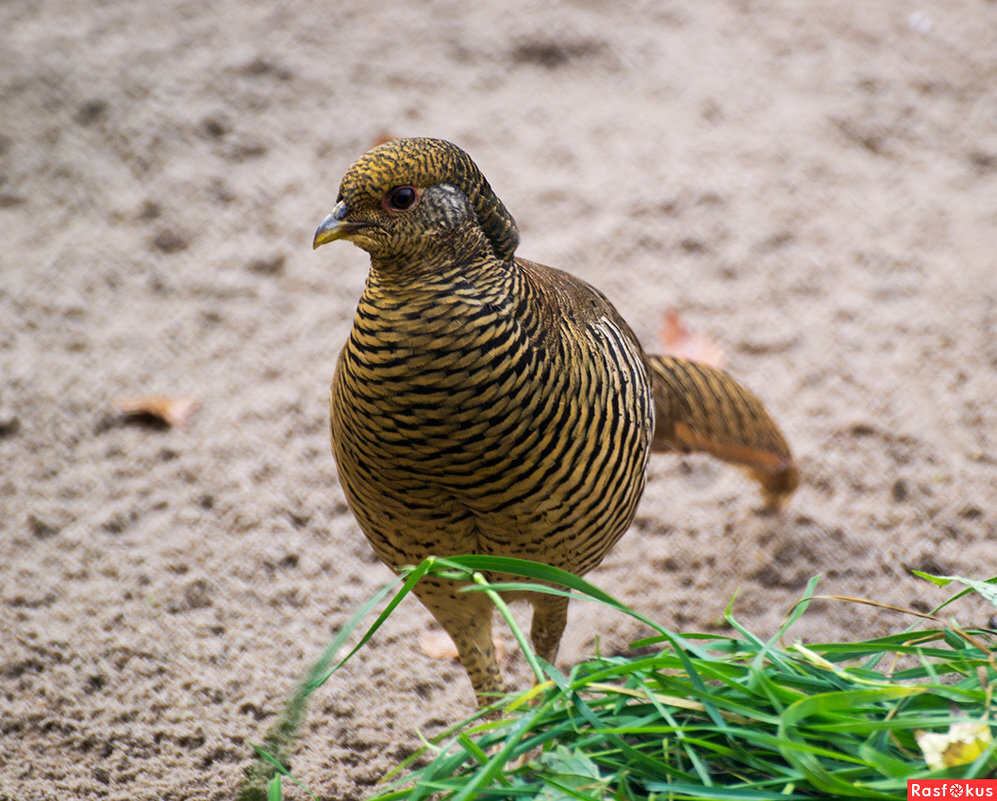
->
313;138;520;271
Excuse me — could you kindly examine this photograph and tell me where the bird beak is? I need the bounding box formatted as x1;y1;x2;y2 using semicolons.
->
312;201;365;249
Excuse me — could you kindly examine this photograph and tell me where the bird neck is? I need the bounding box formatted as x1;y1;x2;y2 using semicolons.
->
364;225;519;307
364;253;518;311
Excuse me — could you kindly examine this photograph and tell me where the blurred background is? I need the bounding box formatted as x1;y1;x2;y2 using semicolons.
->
1;1;995;798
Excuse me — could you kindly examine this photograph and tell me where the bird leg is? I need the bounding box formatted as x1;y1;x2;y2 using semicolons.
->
412;577;504;705
529;591;569;669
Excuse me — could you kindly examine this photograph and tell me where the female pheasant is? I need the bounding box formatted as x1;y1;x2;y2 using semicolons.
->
313;137;798;702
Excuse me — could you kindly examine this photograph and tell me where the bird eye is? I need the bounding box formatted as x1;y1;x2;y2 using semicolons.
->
385;186;419;211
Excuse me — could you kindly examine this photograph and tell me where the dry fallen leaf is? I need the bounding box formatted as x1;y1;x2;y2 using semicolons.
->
112;396;198;431
368;131;399;149
660;308;726;369
419;629;460;660
419;629;506;663
916;719;993;770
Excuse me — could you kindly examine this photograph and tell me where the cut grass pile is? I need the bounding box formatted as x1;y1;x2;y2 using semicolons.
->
239;559;996;801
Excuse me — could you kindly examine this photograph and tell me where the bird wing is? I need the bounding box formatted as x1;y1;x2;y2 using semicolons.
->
515;258;798;510
515;258;647;347
646;353;799;511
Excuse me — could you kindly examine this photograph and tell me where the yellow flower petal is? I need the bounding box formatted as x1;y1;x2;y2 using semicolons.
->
916;721;992;770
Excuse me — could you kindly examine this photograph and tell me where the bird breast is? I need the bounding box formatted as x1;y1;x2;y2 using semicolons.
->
329;276;654;572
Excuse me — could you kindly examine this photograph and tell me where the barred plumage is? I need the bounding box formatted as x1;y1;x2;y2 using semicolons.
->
314;138;798;701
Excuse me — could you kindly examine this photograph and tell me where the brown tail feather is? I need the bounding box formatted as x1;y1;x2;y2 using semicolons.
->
646;354;799;511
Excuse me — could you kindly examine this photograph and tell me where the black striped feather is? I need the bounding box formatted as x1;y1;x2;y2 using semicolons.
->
331;258;653;577
316;137;797;699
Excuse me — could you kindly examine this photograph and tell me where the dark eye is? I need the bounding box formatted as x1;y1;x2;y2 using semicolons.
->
386;186;418;211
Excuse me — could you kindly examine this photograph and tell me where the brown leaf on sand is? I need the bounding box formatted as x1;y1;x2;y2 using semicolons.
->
419;629;506;663
660;308;726;369
419;629;460;660
368;131;399;149
112;396;198;431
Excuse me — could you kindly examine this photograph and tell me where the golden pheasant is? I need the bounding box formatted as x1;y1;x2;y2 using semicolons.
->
313;137;798;701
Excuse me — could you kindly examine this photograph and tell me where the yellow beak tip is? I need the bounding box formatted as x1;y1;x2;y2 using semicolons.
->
313;203;356;250
312;219;343;250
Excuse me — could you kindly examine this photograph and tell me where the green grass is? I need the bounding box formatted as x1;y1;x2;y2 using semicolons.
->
238;561;996;801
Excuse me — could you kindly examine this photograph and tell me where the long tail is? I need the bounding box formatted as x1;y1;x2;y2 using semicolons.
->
646;354;799;511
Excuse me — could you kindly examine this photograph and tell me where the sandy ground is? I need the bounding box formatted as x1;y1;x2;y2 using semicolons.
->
2;1;996;798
